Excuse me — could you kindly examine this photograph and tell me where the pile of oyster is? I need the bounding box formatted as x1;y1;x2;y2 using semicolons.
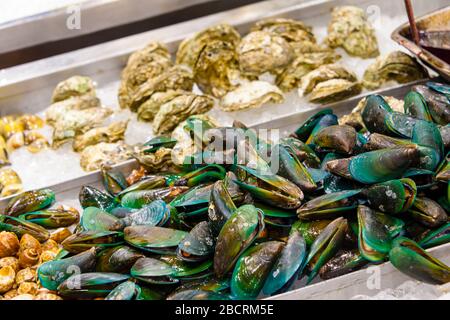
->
45;76;132;171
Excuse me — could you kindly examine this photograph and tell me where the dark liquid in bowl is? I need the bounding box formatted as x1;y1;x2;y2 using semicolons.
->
422;46;450;64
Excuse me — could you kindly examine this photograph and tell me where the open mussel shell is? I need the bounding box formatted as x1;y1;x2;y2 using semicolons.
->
177;221;215;262
279;137;321;168
5;188;55;217
19;206;80;228
170;184;214;221
105;281;140;300
38;248;97;290
357;205;392;262
167;289;229;300
389;237;450;285
231;241;284;299
208;180;237;236
101;165;128;196
79;186;117;212
318;249;367;280
213;204;265;278
131;257;178;285
58;272;130;299
362;178;417;214
418;222;450;249
234;165;304;210
297;189;362;221
408;197;448;228
61;230;124;253
120;187;188;209
275;144;317;192
305;216;347;283
112;199;170;231
293;108;334;142
262;231;307;295
0;215;50;242
124;225;187;254
80;207;120;231
96;245;144;273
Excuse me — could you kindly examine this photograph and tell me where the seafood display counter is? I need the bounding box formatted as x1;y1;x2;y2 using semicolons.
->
0;0;448;300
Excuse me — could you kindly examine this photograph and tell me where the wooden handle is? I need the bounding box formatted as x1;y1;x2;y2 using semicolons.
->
404;0;420;45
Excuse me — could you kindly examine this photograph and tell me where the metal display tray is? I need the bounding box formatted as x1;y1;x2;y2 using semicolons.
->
2;79;447;300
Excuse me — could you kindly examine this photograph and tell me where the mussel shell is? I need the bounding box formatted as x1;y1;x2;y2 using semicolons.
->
38;248;97;290
121;187;188;209
291;219;333;246
412;84;450;125
101;166;128;196
208;180;237;236
58;272;130;299
117;175;167;197
318;249;367;280
357;205;391;262
363;178;417;214
0;215;50;242
105;281;139;300
306;217;347;283
213;204;264;278
262;231;307;295
5;189;55;217
130;257;178;285
418;222;450;249
79;186;117;212
96;245;144;273
411;120;443;171
297;189;362;220
389;237;450;285
294;108;333;142
404;91;432;121
124;225;187;254
408;197;448;228
177;221;214;262
348;147;419;184
81;207;120;231
113;199;170;230
173;164;226;187
313;125;357;155
279;137;321;168
231;241;284;299
167;289;230;300
361;94;393;135
61;230;124;253
19;207;80;228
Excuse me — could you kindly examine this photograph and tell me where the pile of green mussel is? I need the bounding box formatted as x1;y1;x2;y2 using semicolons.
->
1;81;449;300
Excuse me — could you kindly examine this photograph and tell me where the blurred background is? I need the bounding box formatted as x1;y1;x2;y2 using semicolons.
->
0;0;268;68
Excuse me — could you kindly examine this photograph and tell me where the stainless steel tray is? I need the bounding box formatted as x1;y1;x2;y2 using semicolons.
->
0;79;447;300
0;0;447;194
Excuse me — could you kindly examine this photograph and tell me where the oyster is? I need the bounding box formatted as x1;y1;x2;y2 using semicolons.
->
51;76;96;103
220;80;284;112
276;44;341;91
137;90;184;122
307;79;362;104
80;142;133;172
152;92;214;135
133;147;177;173
45;95;101;125
176;24;241;98
0;168;22;198
129;65;194;112
339;95;404;130
299;64;358;96
238;31;293;76
251;18;315;45
52;107;113;148
73;121;129;152
363;51;428;90
325;6;379;58
118;42;172;109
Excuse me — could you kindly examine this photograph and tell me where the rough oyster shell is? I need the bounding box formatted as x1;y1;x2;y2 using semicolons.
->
238;31;293;76
51;76;96;103
276;44;341;91
251;18;315;44
118;42;172;109
137;90;184;122
363;51;428;90
0;168;22;198
325;6;379;58
307;79;362;104
133;147;177;173
72;120;129;152
299;64;358;95
152;93;214;135
45;95;101;125
130;65;194;112
52;107;113;148
220;80;284;112
80;141;132;172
